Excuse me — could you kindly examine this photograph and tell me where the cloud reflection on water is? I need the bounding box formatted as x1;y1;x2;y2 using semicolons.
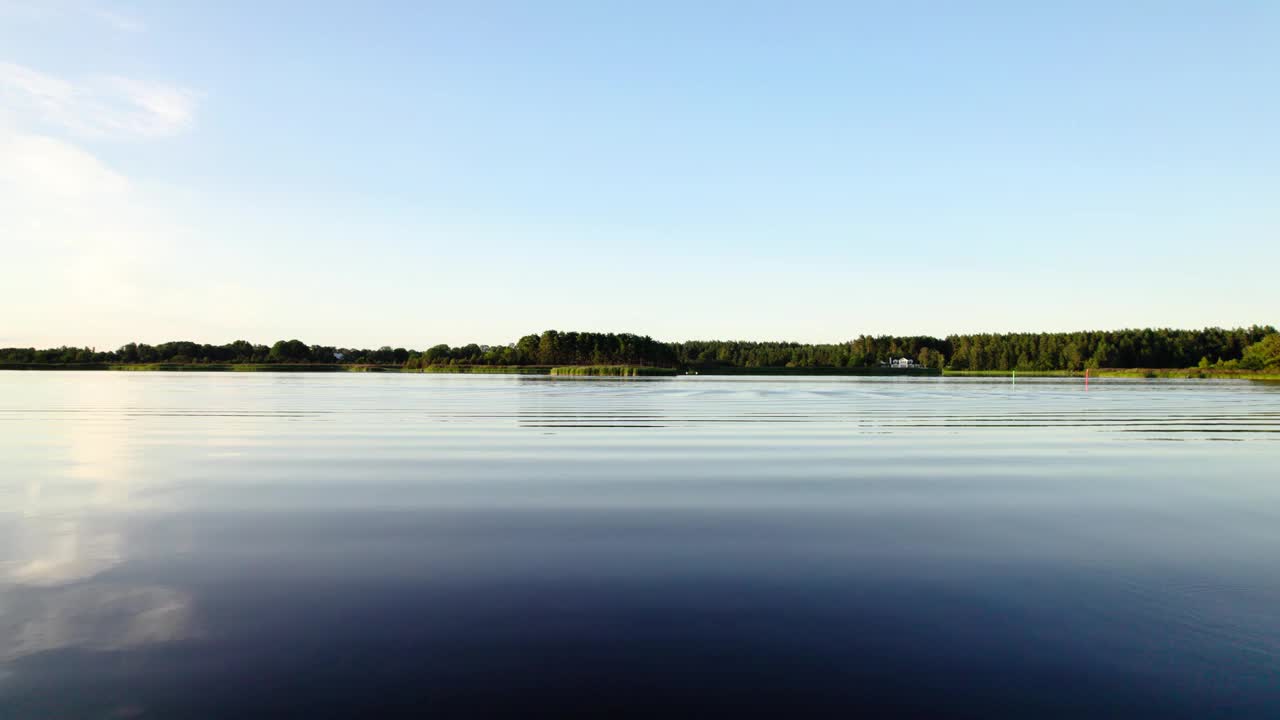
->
1;377;197;668
0;583;197;663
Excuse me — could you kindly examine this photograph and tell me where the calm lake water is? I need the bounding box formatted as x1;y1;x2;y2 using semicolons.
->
2;372;1279;717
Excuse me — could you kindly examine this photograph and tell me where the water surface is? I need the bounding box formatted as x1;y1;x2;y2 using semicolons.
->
2;373;1278;717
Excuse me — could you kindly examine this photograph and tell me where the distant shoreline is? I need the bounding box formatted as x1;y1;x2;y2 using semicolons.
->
5;363;1280;380
6;327;1277;377
0;363;935;377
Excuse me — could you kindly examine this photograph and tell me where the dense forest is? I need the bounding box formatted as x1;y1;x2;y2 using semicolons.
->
944;327;1277;372
404;332;676;368
2;327;1277;371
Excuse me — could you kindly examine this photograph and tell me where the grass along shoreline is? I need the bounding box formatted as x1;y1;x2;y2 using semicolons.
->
549;366;677;376
689;366;941;376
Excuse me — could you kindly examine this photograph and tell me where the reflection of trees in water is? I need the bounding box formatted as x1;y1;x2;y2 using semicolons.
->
515;376;667;428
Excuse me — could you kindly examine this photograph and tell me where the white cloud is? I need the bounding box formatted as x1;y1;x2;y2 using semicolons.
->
0;130;130;196
91;6;145;33
0;61;197;139
0;15;263;349
0;122;270;349
0;123;182;340
0;0;55;23
0;1;144;32
101;75;196;134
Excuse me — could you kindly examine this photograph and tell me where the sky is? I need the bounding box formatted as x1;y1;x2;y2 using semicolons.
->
1;1;1276;349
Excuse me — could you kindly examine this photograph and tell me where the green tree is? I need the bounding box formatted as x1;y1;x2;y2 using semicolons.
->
1240;334;1280;370
423;344;451;364
268;339;310;363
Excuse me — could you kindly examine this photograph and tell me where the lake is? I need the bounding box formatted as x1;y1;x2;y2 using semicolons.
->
2;372;1278;717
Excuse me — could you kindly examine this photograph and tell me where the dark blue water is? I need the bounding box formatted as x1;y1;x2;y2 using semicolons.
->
2;373;1278;717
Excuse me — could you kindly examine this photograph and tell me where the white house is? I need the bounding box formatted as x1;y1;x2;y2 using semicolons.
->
890;357;915;369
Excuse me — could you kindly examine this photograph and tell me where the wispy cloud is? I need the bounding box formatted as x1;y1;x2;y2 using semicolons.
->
0;61;197;139
0;130;130;196
0;0;56;23
0;121;199;346
0;1;144;32
91;6;145;33
0;66;200;345
0;6;255;348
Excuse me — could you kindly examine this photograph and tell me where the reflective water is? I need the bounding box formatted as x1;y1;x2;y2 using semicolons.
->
2;372;1278;717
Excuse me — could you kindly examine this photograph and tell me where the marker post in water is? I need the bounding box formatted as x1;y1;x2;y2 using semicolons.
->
1085;368;1090;391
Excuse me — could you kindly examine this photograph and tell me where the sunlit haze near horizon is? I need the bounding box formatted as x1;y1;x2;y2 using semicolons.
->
1;1;1276;349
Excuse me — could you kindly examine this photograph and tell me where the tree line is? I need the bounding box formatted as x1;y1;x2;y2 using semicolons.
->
2;326;1277;371
403;331;676;369
945;326;1276;372
0;340;411;366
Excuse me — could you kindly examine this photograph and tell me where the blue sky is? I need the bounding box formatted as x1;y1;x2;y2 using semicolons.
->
1;1;1276;348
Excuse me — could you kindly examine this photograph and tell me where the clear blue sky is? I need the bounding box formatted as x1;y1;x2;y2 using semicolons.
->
1;1;1276;348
